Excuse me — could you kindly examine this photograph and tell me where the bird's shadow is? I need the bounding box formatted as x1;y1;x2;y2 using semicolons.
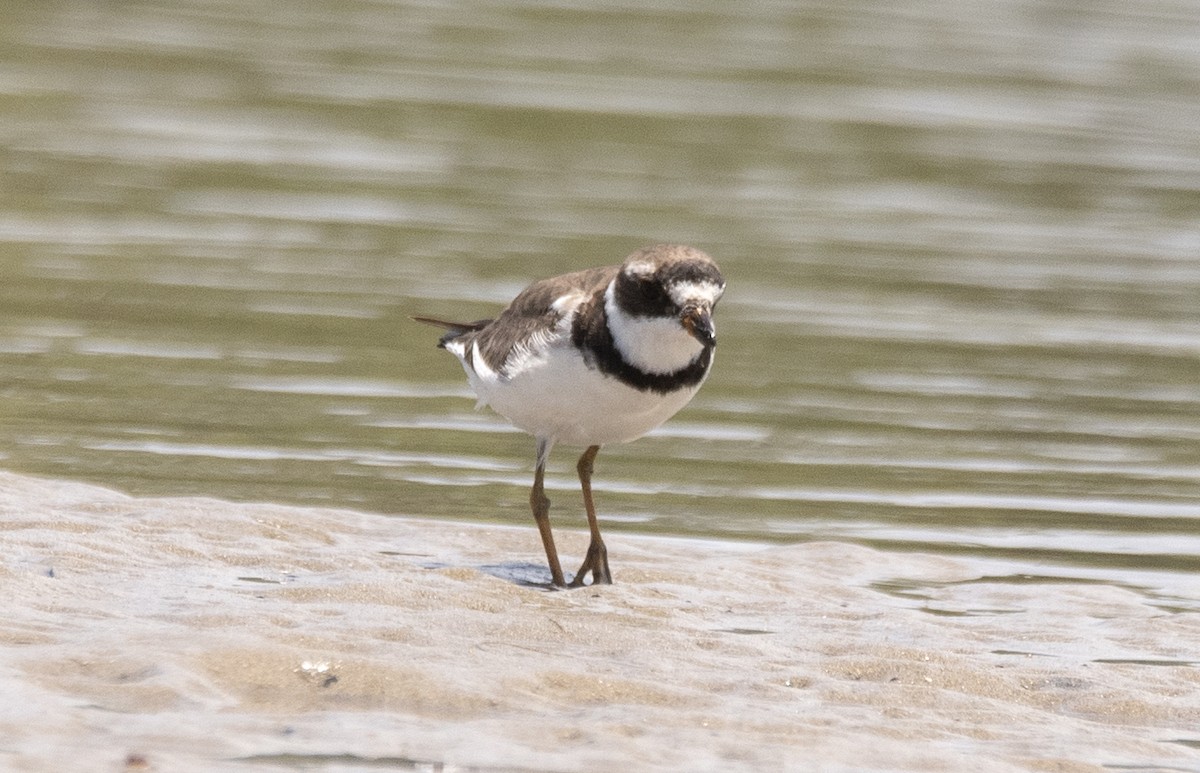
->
479;561;566;589
423;560;564;590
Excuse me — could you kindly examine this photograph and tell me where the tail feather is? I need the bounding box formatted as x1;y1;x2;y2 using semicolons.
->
411;315;492;348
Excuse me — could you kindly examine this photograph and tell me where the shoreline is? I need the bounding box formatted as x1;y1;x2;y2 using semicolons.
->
2;470;1197;772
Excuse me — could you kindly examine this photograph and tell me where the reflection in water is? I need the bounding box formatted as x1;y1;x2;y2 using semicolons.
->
1;0;1199;605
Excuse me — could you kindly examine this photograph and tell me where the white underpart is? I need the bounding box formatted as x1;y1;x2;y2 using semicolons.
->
443;337;491;410
604;282;714;375
444;288;709;449
491;342;701;448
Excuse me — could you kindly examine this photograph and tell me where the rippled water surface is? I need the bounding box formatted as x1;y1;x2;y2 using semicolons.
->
2;0;1199;600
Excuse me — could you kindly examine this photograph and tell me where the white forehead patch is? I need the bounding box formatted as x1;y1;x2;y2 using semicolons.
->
668;280;724;308
622;260;657;278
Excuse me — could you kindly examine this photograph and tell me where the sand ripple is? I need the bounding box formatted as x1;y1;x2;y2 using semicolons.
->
2;471;1198;772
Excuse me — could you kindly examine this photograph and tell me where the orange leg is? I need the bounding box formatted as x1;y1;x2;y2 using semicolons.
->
530;459;566;588
569;445;612;587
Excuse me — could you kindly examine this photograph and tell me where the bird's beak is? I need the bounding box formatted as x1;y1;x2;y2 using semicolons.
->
681;305;716;346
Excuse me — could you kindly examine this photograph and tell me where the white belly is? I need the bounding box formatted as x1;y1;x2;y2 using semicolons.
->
464;340;704;447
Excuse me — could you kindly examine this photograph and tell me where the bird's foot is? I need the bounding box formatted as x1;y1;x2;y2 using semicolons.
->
568;540;612;587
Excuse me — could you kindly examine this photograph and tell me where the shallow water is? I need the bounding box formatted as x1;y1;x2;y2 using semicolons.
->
2;0;1199;642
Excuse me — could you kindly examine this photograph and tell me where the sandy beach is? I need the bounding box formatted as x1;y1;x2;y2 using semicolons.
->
2;470;1198;772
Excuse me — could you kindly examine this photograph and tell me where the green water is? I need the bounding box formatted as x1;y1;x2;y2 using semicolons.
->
2;0;1199;594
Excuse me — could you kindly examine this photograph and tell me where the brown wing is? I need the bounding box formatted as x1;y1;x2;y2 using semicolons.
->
471;265;618;374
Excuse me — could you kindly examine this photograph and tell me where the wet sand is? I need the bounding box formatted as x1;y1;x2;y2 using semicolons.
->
2;470;1198;772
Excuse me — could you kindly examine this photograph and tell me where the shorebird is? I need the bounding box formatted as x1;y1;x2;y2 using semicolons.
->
415;244;724;587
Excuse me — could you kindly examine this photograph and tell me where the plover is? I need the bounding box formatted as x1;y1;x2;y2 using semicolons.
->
415;244;725;588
